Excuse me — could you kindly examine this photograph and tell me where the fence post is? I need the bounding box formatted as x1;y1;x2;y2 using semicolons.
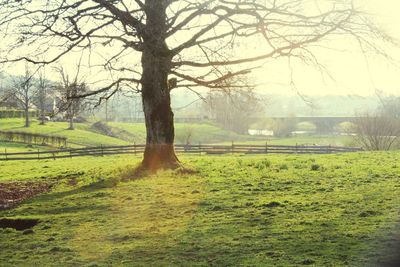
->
265;142;268;154
101;144;104;157
328;144;332;154
199;142;202;155
295;143;298;154
134;142;137;155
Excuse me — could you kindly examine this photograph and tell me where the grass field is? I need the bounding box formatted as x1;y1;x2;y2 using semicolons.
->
219;135;356;147
0;142;51;153
108;122;253;144
1;152;399;266
0;119;252;147
0;119;129;147
0;118;355;151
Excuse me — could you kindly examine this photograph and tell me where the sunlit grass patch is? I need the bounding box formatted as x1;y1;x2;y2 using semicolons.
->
0;152;399;266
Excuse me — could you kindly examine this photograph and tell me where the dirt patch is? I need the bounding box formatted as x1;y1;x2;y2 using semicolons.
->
0;218;39;231
0;181;51;210
68;178;78;187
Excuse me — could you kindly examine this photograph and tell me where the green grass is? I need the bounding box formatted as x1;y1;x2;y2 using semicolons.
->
266;135;356;146
108;122;258;144
0;119;130;147
1;118;356;149
0;141;52;153
1;152;399;266
221;135;356;147
0;119;257;147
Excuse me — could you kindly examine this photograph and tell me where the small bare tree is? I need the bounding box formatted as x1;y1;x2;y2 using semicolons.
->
272;117;297;138
6;65;36;127
352;112;400;151
36;69;49;125
55;67;88;130
176;124;194;146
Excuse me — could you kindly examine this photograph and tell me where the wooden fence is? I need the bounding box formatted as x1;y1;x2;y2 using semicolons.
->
0;144;362;161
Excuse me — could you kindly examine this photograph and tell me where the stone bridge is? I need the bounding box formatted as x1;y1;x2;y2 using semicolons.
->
270;117;357;133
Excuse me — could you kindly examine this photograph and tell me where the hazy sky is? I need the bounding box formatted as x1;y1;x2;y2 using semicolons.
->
255;0;400;97
1;0;399;97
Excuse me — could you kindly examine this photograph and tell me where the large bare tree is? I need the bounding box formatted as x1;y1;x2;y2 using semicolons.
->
0;0;389;170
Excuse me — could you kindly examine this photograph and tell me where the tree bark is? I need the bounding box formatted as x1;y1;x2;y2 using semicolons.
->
39;102;45;125
141;50;179;170
140;0;179;171
24;107;29;128
68;116;74;130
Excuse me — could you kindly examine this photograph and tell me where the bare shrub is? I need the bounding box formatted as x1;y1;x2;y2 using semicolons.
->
353;112;400;151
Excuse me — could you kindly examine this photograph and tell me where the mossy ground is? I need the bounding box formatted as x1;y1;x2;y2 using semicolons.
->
0;152;399;266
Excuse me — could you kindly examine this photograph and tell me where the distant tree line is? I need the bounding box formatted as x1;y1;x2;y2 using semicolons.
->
0;64;89;129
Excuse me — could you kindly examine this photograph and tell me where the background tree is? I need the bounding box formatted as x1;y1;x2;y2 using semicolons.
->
55;67;88;130
5;65;36;127
0;0;390;170
380;96;400;119
352;111;400;151
35;69;49;125
205;87;263;134
272;117;297;138
352;95;400;151
176;124;195;146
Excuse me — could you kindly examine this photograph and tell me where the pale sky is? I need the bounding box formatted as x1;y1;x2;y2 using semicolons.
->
254;0;400;96
1;0;399;97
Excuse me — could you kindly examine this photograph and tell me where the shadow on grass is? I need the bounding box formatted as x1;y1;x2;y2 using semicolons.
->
119;163;199;181
35;179;118;202
7;178;119;217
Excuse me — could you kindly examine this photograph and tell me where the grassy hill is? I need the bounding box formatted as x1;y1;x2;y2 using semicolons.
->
108;122;252;144
0;119;262;148
0;119;129;147
0;118;355;152
0;152;399;266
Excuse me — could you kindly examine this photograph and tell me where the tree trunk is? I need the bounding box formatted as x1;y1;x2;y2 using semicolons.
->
24;107;29;127
68;116;74;130
140;1;179;171
68;106;74;130
141;51;179;170
105;100;109;122
40;107;45;125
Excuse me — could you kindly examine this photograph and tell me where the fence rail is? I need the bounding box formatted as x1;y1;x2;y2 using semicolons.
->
0;143;363;161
